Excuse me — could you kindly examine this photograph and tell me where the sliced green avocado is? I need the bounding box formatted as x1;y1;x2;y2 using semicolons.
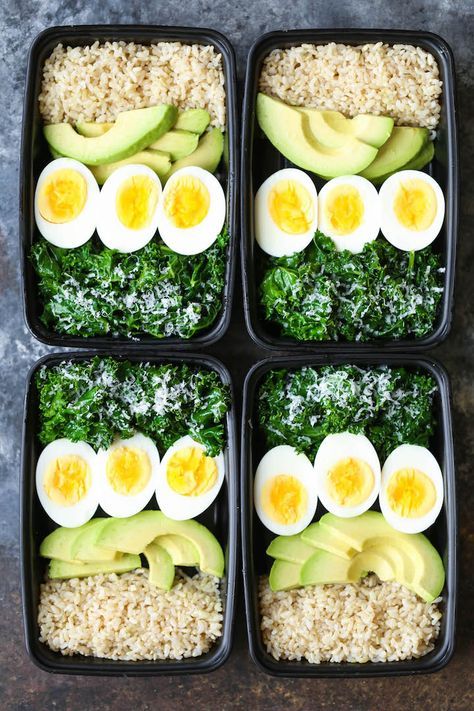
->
375;139;435;184
321;110;394;148
256;93;377;178
269;559;302;591
48;553;140;579
266;534;317;564
365;541;413;581
301;522;356;560
300;549;356;587
44;105;178;166
97;511;225;577
149;129;199;160
75;121;114;137
155;534;200;567
70;518;120;562
164;127;224;181
359;126;429;181
89;149;171;185
175;108;211;134
143;542;175;590
348;549;396;582
40;524;92;562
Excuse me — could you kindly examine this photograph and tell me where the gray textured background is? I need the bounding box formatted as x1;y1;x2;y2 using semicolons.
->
1;1;473;709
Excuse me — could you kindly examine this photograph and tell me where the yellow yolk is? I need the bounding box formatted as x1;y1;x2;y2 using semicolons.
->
38;169;87;223
43;454;91;506
393;179;437;231
326;457;374;507
324;185;364;235
262;474;308;525
386;467;436;517
116;175;159;230
106;446;151;496
166;446;217;496
164;176;210;229
268;179;314;234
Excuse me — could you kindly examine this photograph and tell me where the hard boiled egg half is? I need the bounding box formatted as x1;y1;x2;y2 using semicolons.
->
254;445;317;536
318;175;381;253
380;444;444;533
379;170;445;251
34;158;99;248
96;433;160;517
35;439;99;527
156;435;225;520
157;167;226;255
96;164;162;252
314;433;381;518
254;168;318;256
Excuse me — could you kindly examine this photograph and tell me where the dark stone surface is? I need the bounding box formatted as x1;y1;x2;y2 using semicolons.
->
0;1;473;708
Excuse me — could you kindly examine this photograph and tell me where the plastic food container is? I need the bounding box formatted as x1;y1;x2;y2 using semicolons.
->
241;29;458;351
20;25;238;348
21;351;238;675
241;354;456;677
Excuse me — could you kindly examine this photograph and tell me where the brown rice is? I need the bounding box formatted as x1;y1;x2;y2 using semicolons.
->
259;574;442;664
259;42;442;129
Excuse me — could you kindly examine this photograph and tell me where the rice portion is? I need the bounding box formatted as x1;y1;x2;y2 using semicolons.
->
259;574;442;664
259;42;442;128
39;41;226;128
38;568;223;660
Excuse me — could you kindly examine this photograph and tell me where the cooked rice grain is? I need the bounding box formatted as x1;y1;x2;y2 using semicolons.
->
259;574;442;664
38;568;223;660
39;41;226;128
259;42;442;129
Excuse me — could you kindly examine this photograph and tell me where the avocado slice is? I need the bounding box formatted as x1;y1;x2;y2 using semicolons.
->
70;518;120;562
44;105;178;166
75;122;114;138
40;523;92;563
348;550;396;582
300;549;356;587
299;108;393;150
89;149;171;185
155;534;200;566
266;534;317;564
374;140;435;185
301;522;356;559
164;127;224;181
97;511;225;577
48;553;140;579
269;559;302;591
149;129;199;160
143;542;175;590
175;109;211;134
256;93;377;178
359;126;429;181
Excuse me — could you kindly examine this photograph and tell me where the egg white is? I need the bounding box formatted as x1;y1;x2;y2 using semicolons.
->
36;439;99;528
379;170;445;251
96;164;162;252
318;175;380;253
380;444;444;533
34;158;99;248
96;433;160;517
155;435;225;520
254;445;317;536
157;166;226;255
314;433;381;518
254;168;318;257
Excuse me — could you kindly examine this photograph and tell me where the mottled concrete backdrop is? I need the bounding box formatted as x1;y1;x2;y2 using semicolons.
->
1;1;473;709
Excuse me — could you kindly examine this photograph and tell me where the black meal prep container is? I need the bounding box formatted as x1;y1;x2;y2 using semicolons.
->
21;351;238;675
241;29;459;351
241;354;457;677
20;25;238;349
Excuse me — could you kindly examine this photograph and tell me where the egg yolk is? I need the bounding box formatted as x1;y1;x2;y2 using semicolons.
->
393;179;437;231
166;447;217;496
43;455;91;506
386;467;436;517
324;185;364;235
164;176;210;229
106;446;151;496
116;175;159;230
262;474;308;525
326;457;374;507
268;179;314;234
38;168;87;224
